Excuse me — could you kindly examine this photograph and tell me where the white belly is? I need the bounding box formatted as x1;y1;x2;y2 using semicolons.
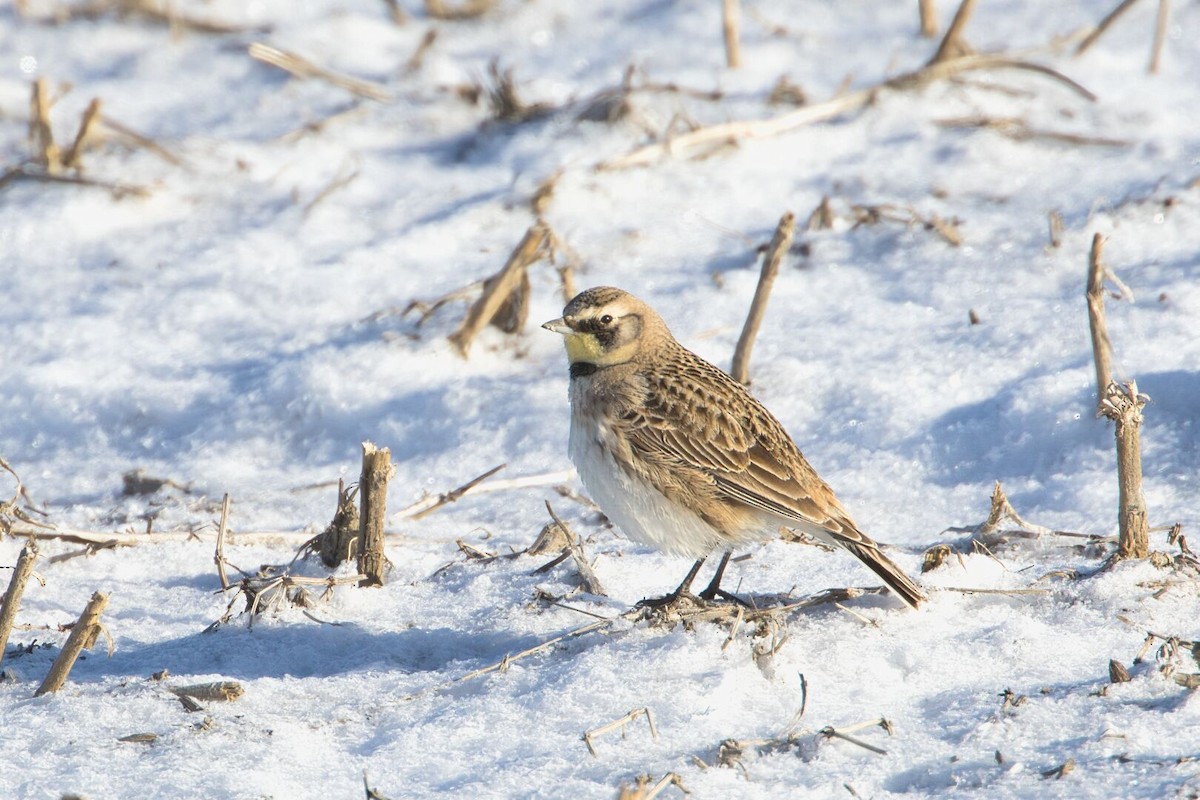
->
568;406;727;559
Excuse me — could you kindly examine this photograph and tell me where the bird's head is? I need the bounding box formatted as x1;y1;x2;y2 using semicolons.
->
541;286;664;369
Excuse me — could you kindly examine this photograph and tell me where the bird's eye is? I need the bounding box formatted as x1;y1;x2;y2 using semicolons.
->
600;314;614;325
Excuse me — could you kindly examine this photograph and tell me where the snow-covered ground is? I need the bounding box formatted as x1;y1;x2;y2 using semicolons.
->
2;1;1198;797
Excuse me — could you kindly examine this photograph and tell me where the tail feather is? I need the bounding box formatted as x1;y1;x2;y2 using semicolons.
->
841;540;926;610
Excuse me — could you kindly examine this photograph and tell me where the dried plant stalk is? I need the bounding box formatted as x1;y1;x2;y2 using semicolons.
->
425;0;492;20
61;98;102;169
731;212;796;384
806;196;834;230
170;681;245;701
918;0;938;37
1149;0;1170;74
0;542;39;668
382;0;408;24
1075;0;1143;57
583;707;658;757
405;28;438;73
929;0;977;64
303;161;360;217
214;494;231;590
544;501;606;596
319;479;359;567
485;268;530;334
35;591;109;696
617;774;683;800
1086;233;1113;411
449;223;549;356
404;612;634;701
1047;210;1064;248
30;79;60;172
393;466;571;520
248;42;391;102
411;464;506;521
977;481;1045;536
1100;381;1150;560
722;0;742;68
357;442;395;586
600;52;1094;170
936;115;1129;148
0;165;148;198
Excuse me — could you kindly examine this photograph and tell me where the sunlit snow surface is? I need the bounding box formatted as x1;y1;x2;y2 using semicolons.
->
2;1;1198;798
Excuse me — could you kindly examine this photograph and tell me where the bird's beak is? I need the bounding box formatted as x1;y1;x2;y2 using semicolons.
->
541;318;571;335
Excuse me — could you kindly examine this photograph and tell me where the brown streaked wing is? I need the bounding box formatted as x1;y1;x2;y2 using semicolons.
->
621;345;868;542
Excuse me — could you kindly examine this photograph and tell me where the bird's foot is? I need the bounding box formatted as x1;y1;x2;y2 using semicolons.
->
636;589;707;611
697;586;750;607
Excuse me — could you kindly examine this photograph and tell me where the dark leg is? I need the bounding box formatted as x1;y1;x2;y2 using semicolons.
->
638;557;706;608
699;551;749;605
698;550;732;601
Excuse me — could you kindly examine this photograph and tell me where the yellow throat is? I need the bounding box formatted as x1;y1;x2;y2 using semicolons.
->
563;332;604;364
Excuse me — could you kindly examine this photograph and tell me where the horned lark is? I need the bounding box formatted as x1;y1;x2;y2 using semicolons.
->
542;286;925;609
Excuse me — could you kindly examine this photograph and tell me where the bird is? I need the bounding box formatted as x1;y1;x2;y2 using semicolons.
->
541;286;925;610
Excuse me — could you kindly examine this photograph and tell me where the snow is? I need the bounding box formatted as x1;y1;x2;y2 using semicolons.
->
2;1;1199;798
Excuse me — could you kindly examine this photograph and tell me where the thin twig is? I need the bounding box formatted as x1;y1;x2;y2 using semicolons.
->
99;113;185;166
215;494;231;591
61;98;102;169
1075;0;1143;57
382;0;407;24
821;725;888;756
896;54;1096;101
937;586;1051;596
730;211;796;384
1047;209;1064;248
721;605;745;652
0;164;149;198
404;28;438;74
1149;0;1170;74
722;0;742;68
249;42;392;102
38;541;88;562
120;0;264;34
583;707;658;757
7;526;304;546
1086;233;1113;411
544;501;606;596
936;115;1130;148
599;51;1094;170
303;159;360;217
29;78;60;173
784;673;809;733
0;456;43;532
410;464;506;520
599;88;873;170
277;103;368;143
402;609;640;701
835;602;881;628
918;0;938;38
